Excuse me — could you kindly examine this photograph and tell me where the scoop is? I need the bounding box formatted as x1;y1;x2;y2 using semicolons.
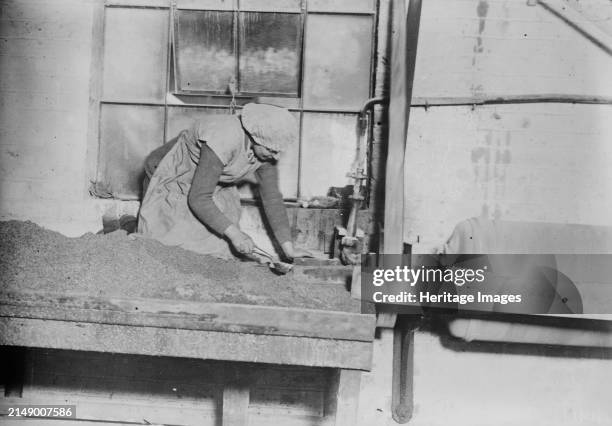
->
252;245;294;275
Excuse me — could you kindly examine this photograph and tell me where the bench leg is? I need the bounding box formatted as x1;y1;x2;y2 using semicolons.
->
222;383;249;426
328;369;362;426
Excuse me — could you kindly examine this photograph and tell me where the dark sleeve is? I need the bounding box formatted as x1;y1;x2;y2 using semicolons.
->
187;144;233;235
255;162;292;245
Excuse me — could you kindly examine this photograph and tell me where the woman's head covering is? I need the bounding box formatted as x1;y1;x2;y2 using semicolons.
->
240;103;297;152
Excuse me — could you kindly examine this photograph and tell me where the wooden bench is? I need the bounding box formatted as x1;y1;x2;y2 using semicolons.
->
0;290;376;426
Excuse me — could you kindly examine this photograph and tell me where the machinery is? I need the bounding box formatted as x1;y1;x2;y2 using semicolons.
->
336;97;386;265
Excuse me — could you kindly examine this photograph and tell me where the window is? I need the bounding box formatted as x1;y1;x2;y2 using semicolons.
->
174;9;302;95
174;11;235;93
94;0;376;201
239;12;301;95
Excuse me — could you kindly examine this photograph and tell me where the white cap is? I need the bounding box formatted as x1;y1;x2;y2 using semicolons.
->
240;103;297;152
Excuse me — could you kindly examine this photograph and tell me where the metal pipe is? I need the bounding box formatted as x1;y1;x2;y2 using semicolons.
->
358;96;388;134
360;96;387;114
339;96;388;264
411;94;612;108
448;318;612;348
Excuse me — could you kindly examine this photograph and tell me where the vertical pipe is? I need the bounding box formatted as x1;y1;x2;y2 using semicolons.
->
370;0;392;251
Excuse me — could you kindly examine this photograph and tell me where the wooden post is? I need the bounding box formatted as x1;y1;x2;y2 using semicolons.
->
327;369;362;426
392;316;420;424
384;0;419;256
222;383;250;426
85;0;105;192
350;265;362;300
380;0;423;329
384;0;423;423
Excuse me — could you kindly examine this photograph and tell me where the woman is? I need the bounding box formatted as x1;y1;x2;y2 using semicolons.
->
138;103;309;260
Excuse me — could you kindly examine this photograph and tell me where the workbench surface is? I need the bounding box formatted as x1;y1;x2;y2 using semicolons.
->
0;221;375;371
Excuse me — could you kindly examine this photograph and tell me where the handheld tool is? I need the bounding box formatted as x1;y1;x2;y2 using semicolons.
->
252;245;294;275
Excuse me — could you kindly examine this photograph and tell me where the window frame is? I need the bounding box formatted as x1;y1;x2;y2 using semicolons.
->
91;0;378;202
172;6;305;97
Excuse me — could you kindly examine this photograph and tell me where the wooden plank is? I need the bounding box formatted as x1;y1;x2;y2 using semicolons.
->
248;415;326;426
0;291;375;342
0;318;374;370
391;319;417;423
222;384;250;426
383;2;422;420
376;312;398;329
4;350;332;424
384;0;419;255
350;266;362;300
326;369;362;426
379;0;422;328
249;387;324;417
85;0;105;189
25;348;227;385
1;394;211;426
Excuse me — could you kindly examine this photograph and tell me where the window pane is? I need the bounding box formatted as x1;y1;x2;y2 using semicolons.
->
175;10;235;93
240;0;301;12
106;0;170;7
98;104;165;199
274;110;300;198
307;0;374;13
166;106;227;140
300;113;357;198
303;14;373;109
176;0;234;10
239;109;299;199
239;12;301;95
102;7;169;102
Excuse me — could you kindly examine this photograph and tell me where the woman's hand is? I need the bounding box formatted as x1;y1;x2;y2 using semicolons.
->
224;225;255;255
281;241;313;261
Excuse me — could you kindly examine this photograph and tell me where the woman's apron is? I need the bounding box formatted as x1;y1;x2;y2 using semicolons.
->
138;115;260;259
